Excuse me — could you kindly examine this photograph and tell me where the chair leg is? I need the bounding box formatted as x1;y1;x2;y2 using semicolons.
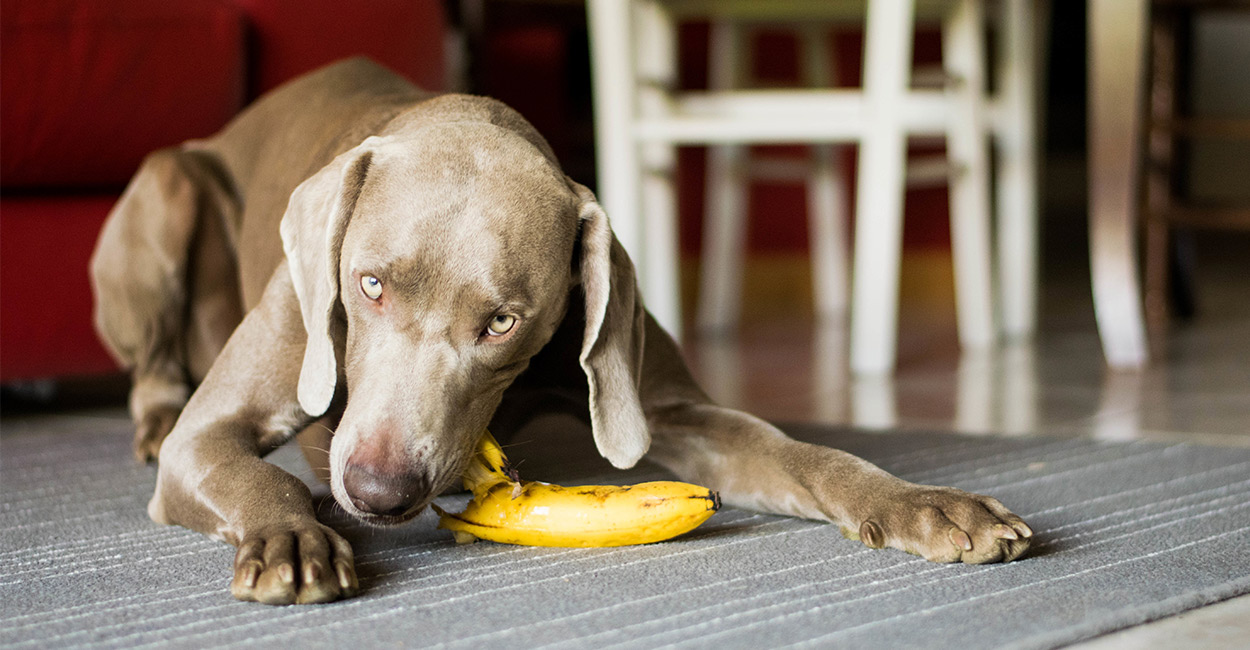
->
634;0;683;339
586;0;644;262
808;145;850;322
698;143;750;332
995;0;1041;340
851;131;908;375
955;349;995;433
943;0;996;350
850;0;913;375
697;21;749;333
640;152;682;339
1088;0;1149;368
1143;5;1178;343
800;25;850;322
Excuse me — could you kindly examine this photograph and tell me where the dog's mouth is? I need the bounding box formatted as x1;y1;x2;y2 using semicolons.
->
347;503;428;527
331;484;436;526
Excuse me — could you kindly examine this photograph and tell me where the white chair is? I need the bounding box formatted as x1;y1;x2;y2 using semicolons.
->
696;22;852;334
696;21;955;334
586;0;1041;374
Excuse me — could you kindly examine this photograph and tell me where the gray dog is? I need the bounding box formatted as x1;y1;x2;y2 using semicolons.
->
91;58;1031;605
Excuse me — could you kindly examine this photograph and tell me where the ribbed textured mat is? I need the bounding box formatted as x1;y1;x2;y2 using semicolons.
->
2;411;1248;650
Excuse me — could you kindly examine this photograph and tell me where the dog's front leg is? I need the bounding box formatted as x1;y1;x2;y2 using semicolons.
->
644;401;1032;564
149;269;357;604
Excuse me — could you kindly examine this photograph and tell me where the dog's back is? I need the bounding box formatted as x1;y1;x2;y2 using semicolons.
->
199;58;433;306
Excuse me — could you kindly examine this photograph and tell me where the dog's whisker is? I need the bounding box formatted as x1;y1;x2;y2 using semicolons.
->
316;492;337;513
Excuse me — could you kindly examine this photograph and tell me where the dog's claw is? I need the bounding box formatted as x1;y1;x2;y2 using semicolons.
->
230;562;263;601
303;560;323;586
859;520;886;549
949;528;973;551
241;563;261;589
992;524;1018;540
336;560;357;593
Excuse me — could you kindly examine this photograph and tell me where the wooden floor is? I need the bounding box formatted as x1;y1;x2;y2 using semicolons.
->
679;247;1250;449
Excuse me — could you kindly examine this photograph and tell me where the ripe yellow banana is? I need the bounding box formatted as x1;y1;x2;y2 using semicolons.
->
433;431;720;547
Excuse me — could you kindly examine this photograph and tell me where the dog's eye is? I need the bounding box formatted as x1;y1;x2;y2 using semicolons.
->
360;275;383;300
486;314;517;336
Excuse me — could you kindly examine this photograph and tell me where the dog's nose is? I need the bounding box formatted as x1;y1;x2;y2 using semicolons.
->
342;462;428;517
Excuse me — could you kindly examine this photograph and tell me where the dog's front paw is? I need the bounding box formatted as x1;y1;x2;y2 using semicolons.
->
855;485;1032;564
230;522;358;605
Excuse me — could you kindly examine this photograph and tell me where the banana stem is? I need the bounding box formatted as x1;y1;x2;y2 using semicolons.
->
462;431;521;497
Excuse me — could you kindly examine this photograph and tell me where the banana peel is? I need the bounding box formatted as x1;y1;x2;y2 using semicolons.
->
433;431;720;547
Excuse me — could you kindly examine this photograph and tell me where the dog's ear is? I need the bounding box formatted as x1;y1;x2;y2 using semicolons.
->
279;138;380;416
569;181;650;469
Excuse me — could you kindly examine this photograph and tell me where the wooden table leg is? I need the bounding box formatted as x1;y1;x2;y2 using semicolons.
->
1088;0;1150;369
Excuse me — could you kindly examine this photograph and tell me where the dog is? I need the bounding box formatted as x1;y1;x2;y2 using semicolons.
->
91;58;1031;605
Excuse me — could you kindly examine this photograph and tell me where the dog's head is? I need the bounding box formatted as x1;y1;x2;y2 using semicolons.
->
279;116;648;525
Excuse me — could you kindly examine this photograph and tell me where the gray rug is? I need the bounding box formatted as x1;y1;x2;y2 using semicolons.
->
2;410;1248;649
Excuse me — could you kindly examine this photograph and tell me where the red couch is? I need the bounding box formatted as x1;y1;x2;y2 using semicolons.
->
0;0;445;382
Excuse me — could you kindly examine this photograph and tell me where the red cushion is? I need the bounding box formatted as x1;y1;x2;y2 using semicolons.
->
1;0;245;189
0;195;119;380
231;0;446;98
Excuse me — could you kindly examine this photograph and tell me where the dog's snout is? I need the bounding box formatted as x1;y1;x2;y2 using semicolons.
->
342;461;428;517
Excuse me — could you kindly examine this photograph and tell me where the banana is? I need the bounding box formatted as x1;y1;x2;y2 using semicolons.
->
433;431;720;547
